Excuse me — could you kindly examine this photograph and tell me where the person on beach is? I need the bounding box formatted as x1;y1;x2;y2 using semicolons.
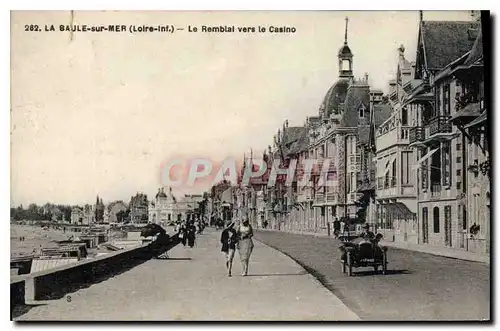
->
220;221;238;277
237;218;254;276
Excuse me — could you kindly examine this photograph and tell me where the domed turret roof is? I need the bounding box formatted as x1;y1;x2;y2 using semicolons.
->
319;78;350;117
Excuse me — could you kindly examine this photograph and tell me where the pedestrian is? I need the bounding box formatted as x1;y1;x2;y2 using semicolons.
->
187;222;196;248
333;217;340;239
237;218;254;276
220;221;238;277
179;222;187;246
340;219;346;240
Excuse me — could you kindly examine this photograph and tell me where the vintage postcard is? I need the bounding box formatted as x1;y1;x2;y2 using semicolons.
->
10;10;490;321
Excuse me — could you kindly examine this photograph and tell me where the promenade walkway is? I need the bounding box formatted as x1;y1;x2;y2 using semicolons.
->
15;229;359;321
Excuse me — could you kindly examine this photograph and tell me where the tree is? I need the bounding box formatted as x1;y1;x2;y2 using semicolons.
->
94;195;105;223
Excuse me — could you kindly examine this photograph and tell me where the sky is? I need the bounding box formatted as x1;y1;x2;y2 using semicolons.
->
10;10;473;206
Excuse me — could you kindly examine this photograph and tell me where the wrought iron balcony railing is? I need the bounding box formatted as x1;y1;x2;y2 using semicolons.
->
409;126;425;144
431;183;441;198
429;116;452;136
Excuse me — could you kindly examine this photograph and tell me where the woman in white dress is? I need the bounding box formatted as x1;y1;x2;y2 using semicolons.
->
237;218;254;276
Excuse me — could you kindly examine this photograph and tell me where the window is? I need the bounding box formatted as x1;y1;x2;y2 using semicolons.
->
168;214;171;221
463;206;468;230
359;104;365;118
401;151;412;185
421;149;429;190
436;86;441;115
347;137;352;155
433;207;440;233
456;156;462;163
342;59;350;71
401;107;408;125
422;207;428;228
443;84;451;116
457;169;461;176
457;182;461;190
442;142;451;187
456;143;461;151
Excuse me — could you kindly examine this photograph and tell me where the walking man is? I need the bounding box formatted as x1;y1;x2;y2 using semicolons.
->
220;222;238;277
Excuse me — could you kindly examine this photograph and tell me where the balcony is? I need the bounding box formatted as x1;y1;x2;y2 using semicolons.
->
430;183;441;198
376;125;412;151
314;192;325;205
325;191;339;205
347;192;362;203
409;126;425;146
296;186;313;202
375;176;399;200
348;155;361;172
427;115;453;140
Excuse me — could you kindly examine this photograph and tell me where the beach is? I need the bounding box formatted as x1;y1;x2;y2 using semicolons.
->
10;224;70;258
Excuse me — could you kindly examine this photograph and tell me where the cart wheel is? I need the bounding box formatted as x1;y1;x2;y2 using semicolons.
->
347;251;353;276
382;252;387;275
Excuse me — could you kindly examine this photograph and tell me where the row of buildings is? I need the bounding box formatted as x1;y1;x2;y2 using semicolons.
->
227;12;489;258
69;190;207;226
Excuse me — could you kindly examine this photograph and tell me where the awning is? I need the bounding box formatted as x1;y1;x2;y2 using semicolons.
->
464;112;487;129
411;148;438;170
383;155;397;176
376;155;396;177
381;202;416;219
450;102;481;123
357;182;376;192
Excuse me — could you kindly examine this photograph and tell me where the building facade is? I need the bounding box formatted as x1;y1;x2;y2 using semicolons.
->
148;188;177;224
407;18;485;254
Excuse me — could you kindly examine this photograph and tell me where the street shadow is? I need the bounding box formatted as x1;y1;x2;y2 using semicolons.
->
246;272;309;277
351;269;410;276
35;240;183;302
11;303;47;320
160;257;192;261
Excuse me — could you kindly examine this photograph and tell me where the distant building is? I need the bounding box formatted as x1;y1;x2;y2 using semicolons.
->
129;193;149;225
177;194;205;221
71;207;83;224
149;188;177;224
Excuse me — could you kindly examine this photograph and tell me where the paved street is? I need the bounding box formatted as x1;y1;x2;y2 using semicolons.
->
254;230;490;321
15;229;358;321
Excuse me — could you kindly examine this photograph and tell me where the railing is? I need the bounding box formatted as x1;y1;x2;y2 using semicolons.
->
314;192;325;204
348;155;361;165
409;126;425;144
325;192;338;204
399;126;411;140
431;183;441;198
348;155;361;172
377;177;384;190
376;176;396;189
348;192;362;202
429;115;452;136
